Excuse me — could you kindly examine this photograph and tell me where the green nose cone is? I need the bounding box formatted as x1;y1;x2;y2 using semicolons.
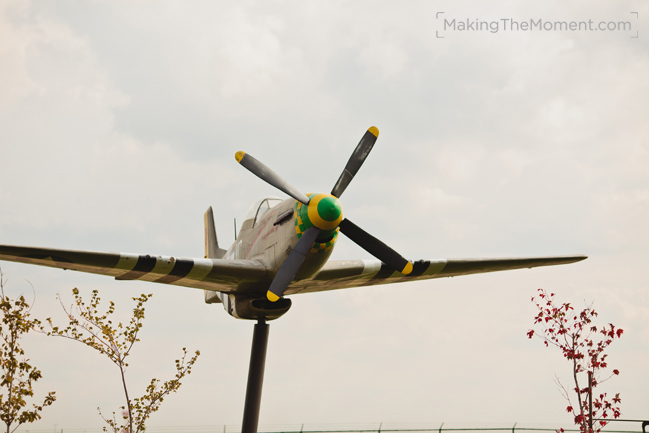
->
317;196;342;222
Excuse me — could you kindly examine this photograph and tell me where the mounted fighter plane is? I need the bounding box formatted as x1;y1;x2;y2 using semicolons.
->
0;127;586;321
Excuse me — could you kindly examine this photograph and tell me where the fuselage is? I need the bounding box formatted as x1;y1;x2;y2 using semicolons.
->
209;196;339;320
224;196;338;283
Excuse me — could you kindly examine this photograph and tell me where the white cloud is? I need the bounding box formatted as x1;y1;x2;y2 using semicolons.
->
0;0;647;429
0;0;38;111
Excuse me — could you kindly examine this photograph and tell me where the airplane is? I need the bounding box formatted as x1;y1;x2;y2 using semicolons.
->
0;126;586;432
0;126;586;320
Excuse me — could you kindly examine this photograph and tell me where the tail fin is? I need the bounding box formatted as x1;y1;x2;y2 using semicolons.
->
204;206;227;259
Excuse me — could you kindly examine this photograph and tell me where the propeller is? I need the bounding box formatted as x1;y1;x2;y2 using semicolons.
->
267;226;320;301
235;126;412;302
235;151;310;205
338;218;412;275
331;126;379;198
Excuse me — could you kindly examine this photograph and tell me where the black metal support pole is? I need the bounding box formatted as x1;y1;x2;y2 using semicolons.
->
241;316;270;433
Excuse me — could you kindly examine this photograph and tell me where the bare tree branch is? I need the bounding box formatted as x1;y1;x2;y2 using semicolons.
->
44;289;199;433
0;269;56;433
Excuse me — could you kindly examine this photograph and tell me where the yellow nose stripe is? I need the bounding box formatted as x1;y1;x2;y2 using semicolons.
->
267;291;280;302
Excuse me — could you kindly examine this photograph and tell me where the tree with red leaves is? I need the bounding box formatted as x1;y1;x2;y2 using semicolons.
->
528;289;623;433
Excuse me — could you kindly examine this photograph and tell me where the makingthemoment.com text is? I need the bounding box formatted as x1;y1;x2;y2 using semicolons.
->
443;18;632;33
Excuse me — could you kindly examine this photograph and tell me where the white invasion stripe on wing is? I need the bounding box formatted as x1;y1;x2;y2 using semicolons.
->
148;256;176;278
115;253;139;277
177;258;213;283
136;255;178;282
361;259;381;275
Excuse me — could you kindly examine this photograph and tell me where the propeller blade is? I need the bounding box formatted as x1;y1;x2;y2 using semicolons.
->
235;151;310;205
338;218;413;274
267;227;320;301
330;126;379;198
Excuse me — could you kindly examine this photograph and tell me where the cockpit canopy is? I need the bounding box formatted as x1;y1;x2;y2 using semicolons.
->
243;196;283;228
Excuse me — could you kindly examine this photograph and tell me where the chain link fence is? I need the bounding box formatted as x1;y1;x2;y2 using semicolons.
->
14;421;647;433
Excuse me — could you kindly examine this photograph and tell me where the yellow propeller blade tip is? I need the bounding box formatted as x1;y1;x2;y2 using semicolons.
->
368;126;379;137
235;151;246;163
267;291;280;302
402;262;413;275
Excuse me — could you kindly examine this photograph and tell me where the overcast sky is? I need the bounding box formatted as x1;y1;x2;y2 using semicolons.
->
1;0;648;430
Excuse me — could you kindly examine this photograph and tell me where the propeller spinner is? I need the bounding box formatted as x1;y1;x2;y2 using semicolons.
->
236;126;412;302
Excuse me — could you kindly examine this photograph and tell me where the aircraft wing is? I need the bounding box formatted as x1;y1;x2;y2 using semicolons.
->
0;244;268;293
284;255;588;295
0;244;586;297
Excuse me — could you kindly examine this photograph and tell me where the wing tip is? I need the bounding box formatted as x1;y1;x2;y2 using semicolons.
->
561;254;588;263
